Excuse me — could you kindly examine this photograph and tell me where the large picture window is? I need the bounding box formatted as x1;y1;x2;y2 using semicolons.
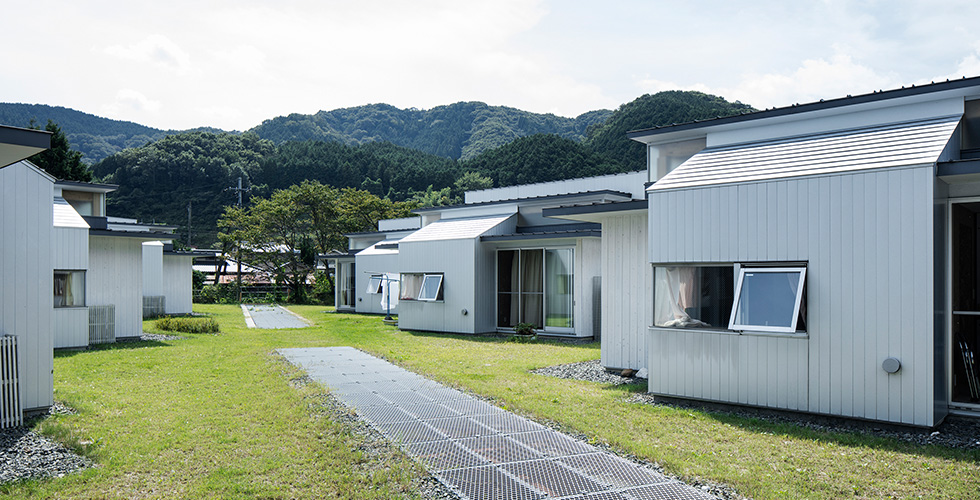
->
54;270;85;307
400;273;443;301
654;263;807;334
729;267;807;333
497;248;574;331
654;266;734;328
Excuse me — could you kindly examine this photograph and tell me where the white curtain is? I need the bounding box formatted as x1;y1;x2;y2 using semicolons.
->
654;267;708;327
399;273;423;300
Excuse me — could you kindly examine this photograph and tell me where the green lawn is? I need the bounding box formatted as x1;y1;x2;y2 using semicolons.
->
7;304;980;499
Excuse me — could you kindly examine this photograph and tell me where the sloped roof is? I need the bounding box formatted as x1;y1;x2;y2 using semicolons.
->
399;215;514;243
649;116;960;191
53;197;89;229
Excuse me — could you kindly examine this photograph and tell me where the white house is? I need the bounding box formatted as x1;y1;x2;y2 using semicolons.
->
143;241;210;316
54;181;176;347
345;172;648;337
614;77;980;427
0;124;52;425
333;217;421;315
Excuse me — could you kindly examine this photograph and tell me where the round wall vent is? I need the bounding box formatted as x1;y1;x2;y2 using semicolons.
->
882;357;901;374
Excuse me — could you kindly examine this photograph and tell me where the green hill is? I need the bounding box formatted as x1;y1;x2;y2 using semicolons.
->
248;102;612;160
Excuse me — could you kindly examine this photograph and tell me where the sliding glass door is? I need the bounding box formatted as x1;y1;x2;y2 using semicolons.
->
497;248;573;332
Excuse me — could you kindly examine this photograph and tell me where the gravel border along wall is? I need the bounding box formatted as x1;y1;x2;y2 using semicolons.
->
0;404;92;484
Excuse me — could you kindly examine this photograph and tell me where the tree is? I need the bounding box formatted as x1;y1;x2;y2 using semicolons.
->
28;120;93;181
452;171;493;201
218;182;415;303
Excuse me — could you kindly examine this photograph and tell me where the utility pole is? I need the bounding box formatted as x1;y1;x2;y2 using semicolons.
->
225;177;251;303
186;201;192;247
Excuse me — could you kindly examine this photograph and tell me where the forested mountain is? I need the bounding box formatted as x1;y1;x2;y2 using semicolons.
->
92;132;275;246
248;102;612;160
0;103;174;164
584;91;756;169
84;90;756;247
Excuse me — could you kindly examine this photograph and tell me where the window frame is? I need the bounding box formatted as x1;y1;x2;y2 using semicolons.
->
365;274;383;294
54;269;86;308
728;266;807;334
417;273;444;302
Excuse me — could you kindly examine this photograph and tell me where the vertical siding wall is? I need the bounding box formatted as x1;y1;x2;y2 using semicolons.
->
52;226;89;348
162;255;193;314
600;212;652;370
398;239;478;333
648;166;937;426
0;164;53;411
89;236;144;339
142;242;164;296
354;252;401;315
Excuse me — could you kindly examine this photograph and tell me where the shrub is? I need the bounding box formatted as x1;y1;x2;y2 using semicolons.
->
196;283;240;304
509;322;537;343
155;316;220;334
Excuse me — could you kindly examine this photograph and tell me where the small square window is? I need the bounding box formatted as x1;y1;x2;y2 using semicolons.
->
728;267;806;333
418;274;444;301
365;275;383;294
54;270;85;307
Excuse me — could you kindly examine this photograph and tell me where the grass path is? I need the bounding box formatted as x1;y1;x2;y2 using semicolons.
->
5;304;979;499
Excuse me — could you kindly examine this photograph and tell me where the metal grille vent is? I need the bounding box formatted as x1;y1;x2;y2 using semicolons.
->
142;295;165;317
558;453;670;489
407;439;489;471
375;420;448;445
436;466;543;500
471;412;545;434
456;435;543;464
0;336;21;429
621;482;716;500
508;430;596;458
88;304;115;344
423;416;495;439
501;459;604;497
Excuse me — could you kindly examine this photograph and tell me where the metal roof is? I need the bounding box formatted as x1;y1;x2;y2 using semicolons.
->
412;190;633;213
648;116;960;191
399;215;513;243
481;228;601;242
53;197;89;229
627;75;980;140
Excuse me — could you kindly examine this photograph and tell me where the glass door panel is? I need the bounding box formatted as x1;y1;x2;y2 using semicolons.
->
545;248;574;329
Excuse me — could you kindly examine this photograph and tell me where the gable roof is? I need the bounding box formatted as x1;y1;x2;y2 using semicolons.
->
399;215;514;243
649;116;960;191
53;197;89;228
628;75;980;142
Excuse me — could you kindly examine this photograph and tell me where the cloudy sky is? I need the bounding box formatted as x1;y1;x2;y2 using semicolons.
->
3;1;979;131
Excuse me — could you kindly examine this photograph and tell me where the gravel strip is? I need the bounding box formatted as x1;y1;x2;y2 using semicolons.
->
535;359;980;451
139;332;186;342
0;404;91;484
531;359;644;385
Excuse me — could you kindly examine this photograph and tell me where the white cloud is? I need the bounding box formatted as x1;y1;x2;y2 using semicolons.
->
102;89;162;118
104;34;192;75
640;51;900;110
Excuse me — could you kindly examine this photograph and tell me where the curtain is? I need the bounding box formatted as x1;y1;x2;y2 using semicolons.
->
654;267;708;327
399;273;423;300
545;249;573;328
521;250;543;327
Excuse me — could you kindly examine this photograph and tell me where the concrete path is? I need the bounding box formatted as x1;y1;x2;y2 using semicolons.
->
280;346;715;500
241;304;311;329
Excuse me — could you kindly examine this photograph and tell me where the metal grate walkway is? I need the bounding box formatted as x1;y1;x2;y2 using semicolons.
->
242;305;311;329
280;347;717;500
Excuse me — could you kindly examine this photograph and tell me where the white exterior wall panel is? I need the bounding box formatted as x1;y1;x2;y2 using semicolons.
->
162;255;193;314
397;239;478;333
89;236;144;339
52;225;89;349
648;166;938;426
142;242;164;296
0;163;54;411
354;251;401;315
600;212;651;370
